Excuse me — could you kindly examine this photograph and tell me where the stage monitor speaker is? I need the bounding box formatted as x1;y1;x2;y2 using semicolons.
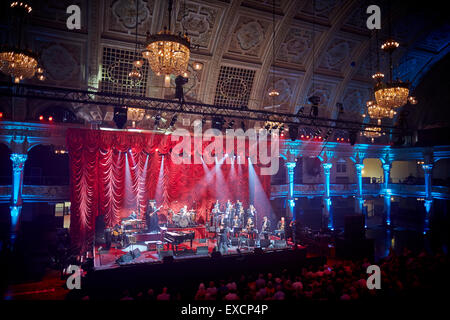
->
344;215;365;240
131;248;141;259
274;240;286;248
159;250;173;259
254;247;264;255
196;246;209;255
260;238;270;248
116;251;135;265
163;256;174;263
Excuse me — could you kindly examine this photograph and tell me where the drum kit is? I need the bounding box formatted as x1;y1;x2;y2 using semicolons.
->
171;209;197;228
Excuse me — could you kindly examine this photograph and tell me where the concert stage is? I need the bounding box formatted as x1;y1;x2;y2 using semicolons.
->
86;245;315;299
94;229;296;271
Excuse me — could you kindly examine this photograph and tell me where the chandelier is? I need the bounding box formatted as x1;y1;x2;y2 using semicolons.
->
142;29;190;79
363;126;382;143
142;0;190;86
373;35;416;109
366;100;396;124
0;2;45;83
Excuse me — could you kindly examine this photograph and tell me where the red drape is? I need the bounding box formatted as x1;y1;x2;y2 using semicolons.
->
67;128;272;250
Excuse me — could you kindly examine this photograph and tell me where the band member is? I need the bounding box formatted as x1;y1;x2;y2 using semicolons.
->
236;200;243;213
290;219;302;244
260;216;271;240
231;215;242;238
217;222;228;255
146;200;160;232
245;217;256;240
246;204;256;223
180;205;188;215
276;217;286;240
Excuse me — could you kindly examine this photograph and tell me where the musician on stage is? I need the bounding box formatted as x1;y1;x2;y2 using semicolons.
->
217;221;229;255
246;204;256;224
276;217;286;240
146;200;160;233
180;205;188;215
231;214;242;238
245;217;256;240
260;216;271;240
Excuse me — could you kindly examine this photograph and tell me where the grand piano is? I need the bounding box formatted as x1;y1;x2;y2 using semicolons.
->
164;230;195;252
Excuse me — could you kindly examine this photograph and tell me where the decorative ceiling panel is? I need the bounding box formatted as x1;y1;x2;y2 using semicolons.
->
342;84;372;121
103;0;154;41
213;65;256;108
225;14;272;62
261;72;303;113
276;22;324;69
318;35;360;75
174;1;225;54
100;46;149;96
295;0;342;23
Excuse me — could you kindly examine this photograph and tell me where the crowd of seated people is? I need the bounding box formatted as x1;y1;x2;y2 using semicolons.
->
73;249;448;301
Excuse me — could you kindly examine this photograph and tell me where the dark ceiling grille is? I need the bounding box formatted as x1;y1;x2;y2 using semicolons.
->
214;66;255;108
100;47;148;96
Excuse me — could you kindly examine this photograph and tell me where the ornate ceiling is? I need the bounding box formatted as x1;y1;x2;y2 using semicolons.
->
0;0;448;128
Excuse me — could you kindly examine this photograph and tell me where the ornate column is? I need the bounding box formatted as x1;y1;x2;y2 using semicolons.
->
382;163;392;226
355;163;365;216
285;162;296;219
321;163;333;230
422;163;433;234
10;153;28;238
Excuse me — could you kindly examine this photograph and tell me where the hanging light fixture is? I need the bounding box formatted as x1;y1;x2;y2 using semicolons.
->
128;0;143;82
363;126;382;143
142;0;190;85
373;2;415;109
0;2;45;83
268;0;279;98
366;100;396;125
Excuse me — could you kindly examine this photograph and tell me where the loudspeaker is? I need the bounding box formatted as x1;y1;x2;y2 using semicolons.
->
196;246;209;255
163;256;174;263
344;215;365;241
260;238;270;248
159;250;173;259
274;240;286;248
131;248;141;259
254;247;264;255
104;230;111;250
116;252;134;265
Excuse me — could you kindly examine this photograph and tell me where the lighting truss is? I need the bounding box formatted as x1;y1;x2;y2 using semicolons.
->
0;81;405;135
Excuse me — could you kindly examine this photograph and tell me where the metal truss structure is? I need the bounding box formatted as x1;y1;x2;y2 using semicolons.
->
0;81;405;135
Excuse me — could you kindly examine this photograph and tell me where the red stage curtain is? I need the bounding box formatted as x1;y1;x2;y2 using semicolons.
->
67;128;272;250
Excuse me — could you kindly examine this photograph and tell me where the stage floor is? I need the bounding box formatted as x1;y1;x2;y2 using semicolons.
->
94;237;292;271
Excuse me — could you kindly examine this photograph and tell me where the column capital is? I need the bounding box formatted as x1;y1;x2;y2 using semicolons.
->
321;162;332;171
382;163;391;172
422;163;433;172
10;153;28;172
355;163;364;171
286;162;296;170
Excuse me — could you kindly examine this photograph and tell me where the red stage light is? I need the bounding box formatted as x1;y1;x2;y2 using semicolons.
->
48;116;53;122
0;112;3;119
155;148;159;152
39;115;44;121
300;135;304;138
306;135;310;139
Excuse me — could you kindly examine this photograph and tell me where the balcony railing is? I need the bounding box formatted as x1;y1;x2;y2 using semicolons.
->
0;185;70;203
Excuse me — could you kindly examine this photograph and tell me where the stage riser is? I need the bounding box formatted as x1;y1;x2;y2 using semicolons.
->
87;248;316;297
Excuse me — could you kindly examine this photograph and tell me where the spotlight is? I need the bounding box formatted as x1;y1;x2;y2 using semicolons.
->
311;105;318;117
337;103;344;114
113;107;127;129
0;112;3;119
212;116;224;131
39;115;44;121
169;114;178;127
288;125;299;141
154;114;161;127
48;116;53;122
349;130;358;146
241;121;246;131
